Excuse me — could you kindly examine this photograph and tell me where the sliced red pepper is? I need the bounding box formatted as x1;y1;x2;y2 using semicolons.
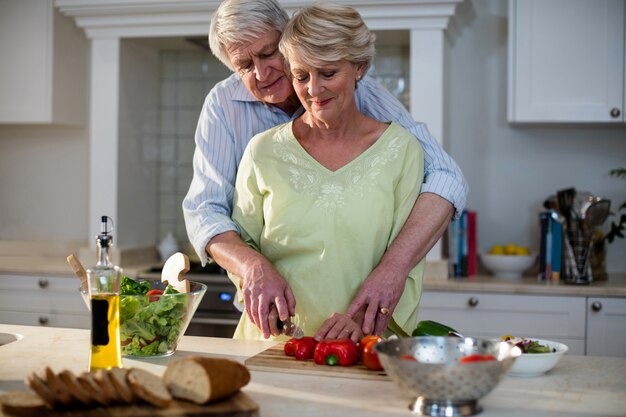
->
459;354;497;364
400;354;417;362
314;339;359;367
284;337;318;360
146;289;163;302
359;335;383;371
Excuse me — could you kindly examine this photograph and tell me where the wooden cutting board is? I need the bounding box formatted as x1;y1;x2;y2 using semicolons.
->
245;343;388;381
0;392;258;417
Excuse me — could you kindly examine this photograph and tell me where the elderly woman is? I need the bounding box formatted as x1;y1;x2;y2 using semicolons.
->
228;3;425;341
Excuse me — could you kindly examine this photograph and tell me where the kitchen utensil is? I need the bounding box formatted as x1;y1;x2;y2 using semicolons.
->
277;318;304;338
556;187;576;235
244;343;387;380
572;191;596;220
161;252;190;293
375;337;520;416
66;254;88;291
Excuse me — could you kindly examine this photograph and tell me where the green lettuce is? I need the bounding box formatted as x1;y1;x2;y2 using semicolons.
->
119;276;187;357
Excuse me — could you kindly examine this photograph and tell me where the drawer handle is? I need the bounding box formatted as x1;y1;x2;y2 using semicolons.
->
38;279;49;289
467;297;479;307
591;302;602;312
610;108;621;118
38;316;49;325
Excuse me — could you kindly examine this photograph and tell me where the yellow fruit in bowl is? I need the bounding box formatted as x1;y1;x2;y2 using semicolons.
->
488;245;505;255
489;244;531;256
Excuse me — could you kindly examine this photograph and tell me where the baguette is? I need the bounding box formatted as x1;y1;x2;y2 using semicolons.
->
0;391;48;417
127;368;172;408
77;372;112;406
107;367;135;403
57;370;93;406
43;367;76;407
25;373;59;409
163;356;250;404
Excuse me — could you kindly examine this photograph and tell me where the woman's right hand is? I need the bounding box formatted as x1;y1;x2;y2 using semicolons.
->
241;259;296;339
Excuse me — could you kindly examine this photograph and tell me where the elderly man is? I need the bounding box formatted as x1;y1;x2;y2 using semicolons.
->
183;0;468;339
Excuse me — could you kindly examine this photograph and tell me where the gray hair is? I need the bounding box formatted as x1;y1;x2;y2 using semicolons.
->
209;0;290;71
279;3;376;74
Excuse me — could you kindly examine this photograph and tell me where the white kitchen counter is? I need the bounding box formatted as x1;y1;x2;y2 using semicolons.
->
0;324;624;416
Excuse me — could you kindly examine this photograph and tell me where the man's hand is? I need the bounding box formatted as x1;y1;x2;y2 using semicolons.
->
348;193;454;335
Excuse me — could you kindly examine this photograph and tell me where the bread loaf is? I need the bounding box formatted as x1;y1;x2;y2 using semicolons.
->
108;367;135;403
163;356;250;404
0;391;48;417
127;368;172;408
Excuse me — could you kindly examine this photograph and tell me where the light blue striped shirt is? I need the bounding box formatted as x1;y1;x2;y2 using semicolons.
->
183;73;468;265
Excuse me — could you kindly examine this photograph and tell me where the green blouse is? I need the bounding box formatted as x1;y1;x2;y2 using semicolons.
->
229;121;425;340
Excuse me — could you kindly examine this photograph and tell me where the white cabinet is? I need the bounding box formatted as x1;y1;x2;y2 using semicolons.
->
586;297;626;357
0;0;87;124
508;0;625;123
419;291;587;354
0;274;89;329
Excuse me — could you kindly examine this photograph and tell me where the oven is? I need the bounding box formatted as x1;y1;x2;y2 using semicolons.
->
139;263;241;338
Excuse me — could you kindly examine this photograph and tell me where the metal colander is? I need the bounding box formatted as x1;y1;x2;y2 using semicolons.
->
375;337;520;416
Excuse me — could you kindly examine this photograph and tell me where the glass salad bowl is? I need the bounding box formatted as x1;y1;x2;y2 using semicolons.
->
375;336;521;417
80;278;206;358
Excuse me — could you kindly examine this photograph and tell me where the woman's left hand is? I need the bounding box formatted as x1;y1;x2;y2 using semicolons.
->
314;313;363;343
346;266;407;335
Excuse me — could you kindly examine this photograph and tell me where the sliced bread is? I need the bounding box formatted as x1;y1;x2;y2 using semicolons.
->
57;370;93;406
43;367;76;407
127;368;172;408
163;356;250;404
0;391;48;417
94;368;123;403
107;367;135;403
25;373;59;409
77;372;112;406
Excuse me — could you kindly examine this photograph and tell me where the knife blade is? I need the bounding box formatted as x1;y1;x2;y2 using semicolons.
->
277;318;304;338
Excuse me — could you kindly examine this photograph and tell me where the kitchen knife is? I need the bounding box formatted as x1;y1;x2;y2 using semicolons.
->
277;318;304;338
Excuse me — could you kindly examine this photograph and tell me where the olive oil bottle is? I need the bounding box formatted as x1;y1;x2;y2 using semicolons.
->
87;216;123;371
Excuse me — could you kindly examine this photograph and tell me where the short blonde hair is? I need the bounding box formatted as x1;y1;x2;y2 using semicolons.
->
279;3;376;74
209;0;290;71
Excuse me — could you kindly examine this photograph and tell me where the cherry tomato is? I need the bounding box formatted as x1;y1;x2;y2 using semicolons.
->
146;289;163;302
459;354;497;364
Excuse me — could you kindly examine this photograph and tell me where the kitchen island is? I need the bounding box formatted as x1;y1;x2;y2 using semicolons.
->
0;324;624;417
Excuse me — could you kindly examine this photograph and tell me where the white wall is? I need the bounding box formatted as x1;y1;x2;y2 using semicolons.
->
0;126;89;241
116;39;160;249
447;0;626;273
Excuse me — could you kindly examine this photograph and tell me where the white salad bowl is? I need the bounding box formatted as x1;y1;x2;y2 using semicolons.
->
507;339;568;377
480;253;537;279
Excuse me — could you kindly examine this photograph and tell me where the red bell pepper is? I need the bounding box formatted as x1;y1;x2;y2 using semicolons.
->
459;354;496;364
359;335;383;371
314;339;359;367
284;337;318;360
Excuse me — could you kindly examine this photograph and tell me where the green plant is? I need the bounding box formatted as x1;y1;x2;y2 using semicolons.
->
604;168;626;244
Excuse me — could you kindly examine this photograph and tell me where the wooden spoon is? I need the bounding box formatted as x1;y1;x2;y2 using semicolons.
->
66;254;88;291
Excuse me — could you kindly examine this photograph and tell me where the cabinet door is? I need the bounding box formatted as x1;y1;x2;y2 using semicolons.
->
419;291;586;354
586;297;626;357
508;0;625;123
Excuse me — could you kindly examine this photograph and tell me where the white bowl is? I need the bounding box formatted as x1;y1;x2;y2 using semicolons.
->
508;339;568;377
480;253;537;278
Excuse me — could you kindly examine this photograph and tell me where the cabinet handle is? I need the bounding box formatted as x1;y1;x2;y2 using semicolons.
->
610;108;621;118
38;279;49;289
38;316;49;325
591;301;602;312
467;297;479;307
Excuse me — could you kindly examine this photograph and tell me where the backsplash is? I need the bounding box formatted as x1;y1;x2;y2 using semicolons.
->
156;46;410;249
